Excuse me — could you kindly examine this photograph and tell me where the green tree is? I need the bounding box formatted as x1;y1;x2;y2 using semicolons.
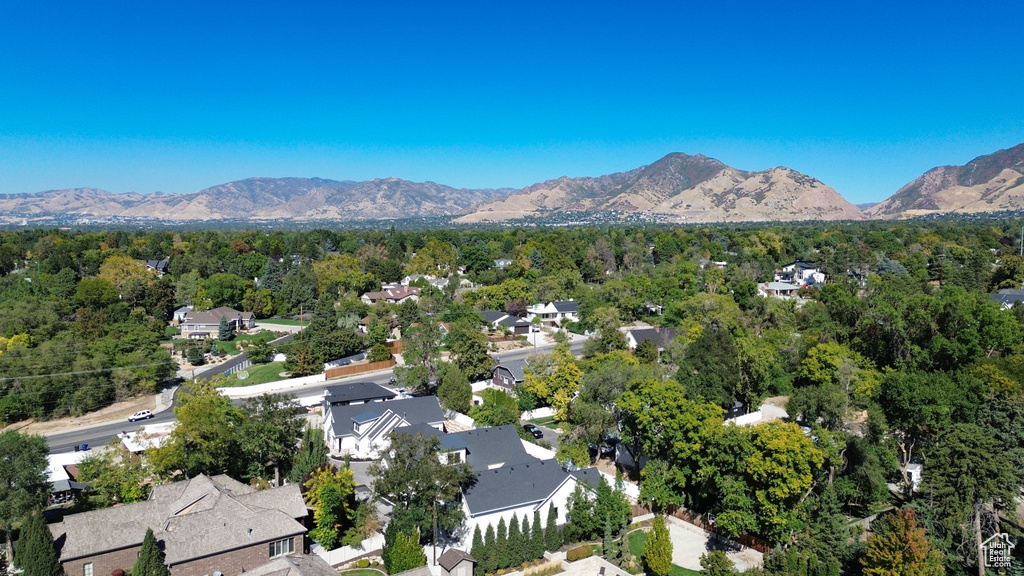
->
218;315;233;341
383;523;427;574
496;516;509;568
368;343;392;363
369;432;475;542
242;336;274;364
147;378;244;480
483;524;497;574
634;338;659;363
77;438;151;506
447;320;494;381
395;316;443;393
12;509;60;576
284;339;322;377
469;388;520;427
471;525;485;576
545;503;561;552
532;509;545;559
564;484;596;543
310;483;346;549
133;528;169;576
437;363;473;414
699;550;738;576
238;393;303;483
642;515;673;576
0;430;49;563
290;425;329;483
862;508;943;576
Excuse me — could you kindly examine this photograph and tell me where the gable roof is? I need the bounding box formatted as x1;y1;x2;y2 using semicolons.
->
362;286;420;302
551;300;578;313
52;474;305;563
493;358;528;383
438;549;476;571
243;555;339;576
991;288;1024;308
328;396;445;438
481;310;507;323
399;423;468;451
452;425;534;471
627;327;677;350
182;306;255;325
323;381;396;405
462;459;577;516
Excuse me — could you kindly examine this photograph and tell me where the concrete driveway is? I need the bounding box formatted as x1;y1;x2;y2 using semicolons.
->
665;516;764;571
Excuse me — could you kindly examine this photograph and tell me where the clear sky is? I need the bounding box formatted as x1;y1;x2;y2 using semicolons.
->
1;1;1022;203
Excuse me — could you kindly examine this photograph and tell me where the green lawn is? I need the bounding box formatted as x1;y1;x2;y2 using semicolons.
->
627;530;702;576
529;415;556;426
259;318;306;326
220;361;288;387
338;569;385;576
211;330;276;355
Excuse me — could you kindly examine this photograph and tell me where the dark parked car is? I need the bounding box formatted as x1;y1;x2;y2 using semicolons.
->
523;423;544;439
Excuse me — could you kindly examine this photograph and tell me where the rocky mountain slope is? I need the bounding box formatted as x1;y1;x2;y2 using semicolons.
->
456;153;864;223
0;177;511;221
867;142;1024;219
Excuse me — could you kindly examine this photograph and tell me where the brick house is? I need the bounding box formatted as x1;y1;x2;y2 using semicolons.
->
50;474;308;576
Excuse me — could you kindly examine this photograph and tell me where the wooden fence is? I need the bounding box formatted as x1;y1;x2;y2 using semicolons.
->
630;504;773;554
324;358;397;379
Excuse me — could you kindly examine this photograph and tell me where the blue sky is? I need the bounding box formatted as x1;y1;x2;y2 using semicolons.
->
1;1;1022;203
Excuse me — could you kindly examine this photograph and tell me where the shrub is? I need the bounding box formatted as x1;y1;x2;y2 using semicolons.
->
371;560;380;567
566;545;592;562
357;559;370;568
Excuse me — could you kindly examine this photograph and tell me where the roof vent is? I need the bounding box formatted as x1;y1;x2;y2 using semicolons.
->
247;527;253;538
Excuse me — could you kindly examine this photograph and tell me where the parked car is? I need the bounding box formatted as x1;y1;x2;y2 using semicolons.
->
129;410;154;422
523;423;544;439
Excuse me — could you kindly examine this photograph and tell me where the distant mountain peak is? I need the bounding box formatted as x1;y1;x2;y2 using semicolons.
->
868;141;1024;218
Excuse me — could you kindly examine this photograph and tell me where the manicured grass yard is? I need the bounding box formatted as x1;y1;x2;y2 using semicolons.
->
530;415;556;426
220;361;288;387
211;330;276;355
627;530;702;576
338;569;385;576
259;318;306;326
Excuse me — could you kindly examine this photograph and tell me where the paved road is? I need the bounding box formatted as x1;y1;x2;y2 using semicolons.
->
47;334;589;455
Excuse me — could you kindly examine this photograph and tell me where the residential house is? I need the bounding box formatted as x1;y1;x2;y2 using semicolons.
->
145;258;170;276
481;310;531;336
775;261;826;286
321;381;397;407
438;549;476;576
47;452;89;506
758;281;801;300
321;395;445;458
173;305;193;325
179;307;256;339
990;288;1024;309
361;286;420;305
405;424;536;471
50;474;307;576
460;459;601;548
243;555;339;576
526;300;579;326
623;326;677;352
493;259;514;270
492;358;528;389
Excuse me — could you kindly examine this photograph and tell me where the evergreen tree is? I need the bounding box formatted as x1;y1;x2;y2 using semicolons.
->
217;315;233;341
532;509;545;559
642;516;672;576
862;508;943;576
508;514;523;567
389;529;427;574
483;524;497;574
602;515;620;565
382;519;398;572
545;503;561;552
288;426;328;483
496;516;509;569
699;551;738;576
471;525;485;576
133;528;169;576
13;510;60;576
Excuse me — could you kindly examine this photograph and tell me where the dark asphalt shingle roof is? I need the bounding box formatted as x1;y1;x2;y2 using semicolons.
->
453;425;533;471
990;289;1024;308
328;396;444;437
494;359;528;383
323;381;396;405
627;327;677;350
462;459;575;516
551;300;579;313
399;423;468;451
438;549;476;571
481;310;507;323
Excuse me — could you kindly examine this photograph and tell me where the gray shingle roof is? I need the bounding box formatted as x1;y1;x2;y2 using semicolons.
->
324;381;397;405
494;359;528;383
462;459;575;516
481;310;507;323
243;555;339;576
399;423;468;451
328;396;444;438
52;474;305;563
438;549;476;571
551;301;579;313
453;425;533;471
991;289;1024;308
627;327;677;350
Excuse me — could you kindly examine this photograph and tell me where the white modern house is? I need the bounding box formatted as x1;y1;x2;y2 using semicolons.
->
525;300;579;326
322;395;444;458
775;261;827;286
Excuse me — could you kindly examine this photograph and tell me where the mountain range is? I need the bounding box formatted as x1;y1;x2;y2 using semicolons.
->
1;142;1022;224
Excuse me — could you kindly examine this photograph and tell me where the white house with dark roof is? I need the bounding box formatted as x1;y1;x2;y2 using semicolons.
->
50;474;307;576
775;261;826;286
322;395;445;458
526;300;578;326
321;381;397;406
481;310;532;335
179;306;256;339
492;358;528;389
361;286;420;305
459;459;601;548
623;326;677;352
990;288;1024;309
